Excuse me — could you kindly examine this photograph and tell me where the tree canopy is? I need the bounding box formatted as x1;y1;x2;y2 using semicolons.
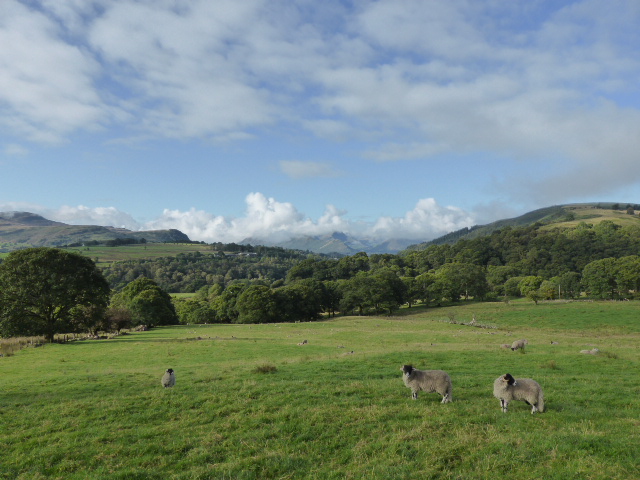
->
110;277;177;327
0;248;110;341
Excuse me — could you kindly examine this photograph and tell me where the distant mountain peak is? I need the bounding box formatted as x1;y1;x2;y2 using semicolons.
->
0;211;64;227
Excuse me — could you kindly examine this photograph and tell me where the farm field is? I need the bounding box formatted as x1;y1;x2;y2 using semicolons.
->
1;301;639;479
63;243;216;265
0;243;214;263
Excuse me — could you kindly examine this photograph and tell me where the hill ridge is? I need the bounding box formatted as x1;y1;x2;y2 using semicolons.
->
0;211;191;251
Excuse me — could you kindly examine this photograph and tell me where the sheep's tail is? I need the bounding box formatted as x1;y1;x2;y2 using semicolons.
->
537;390;545;413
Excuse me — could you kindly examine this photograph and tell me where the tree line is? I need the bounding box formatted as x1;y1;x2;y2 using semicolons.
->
2;220;640;339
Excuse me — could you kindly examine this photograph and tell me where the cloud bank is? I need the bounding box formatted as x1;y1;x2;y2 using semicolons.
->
0;193;475;244
1;1;639;205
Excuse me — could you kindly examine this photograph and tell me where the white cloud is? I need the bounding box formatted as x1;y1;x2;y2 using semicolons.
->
370;198;475;240
0;1;106;143
53;205;141;230
143;193;473;243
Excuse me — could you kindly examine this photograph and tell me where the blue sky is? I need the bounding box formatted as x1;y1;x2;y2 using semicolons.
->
2;0;640;244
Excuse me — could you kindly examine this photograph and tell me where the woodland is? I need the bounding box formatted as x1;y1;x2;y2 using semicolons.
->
97;220;640;325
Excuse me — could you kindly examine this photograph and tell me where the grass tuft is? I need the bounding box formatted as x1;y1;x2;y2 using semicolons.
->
541;360;560;370
253;363;278;374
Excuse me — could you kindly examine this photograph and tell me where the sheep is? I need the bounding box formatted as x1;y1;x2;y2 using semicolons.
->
511;339;528;351
580;348;600;355
400;365;453;403
493;373;544;414
161;368;176;388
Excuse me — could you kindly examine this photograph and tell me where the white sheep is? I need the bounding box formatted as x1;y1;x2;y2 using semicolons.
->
580;348;600;355
400;365;452;403
493;373;544;414
161;368;176;388
511;339;528;351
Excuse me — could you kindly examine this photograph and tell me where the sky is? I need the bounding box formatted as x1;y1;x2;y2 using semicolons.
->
2;0;640;244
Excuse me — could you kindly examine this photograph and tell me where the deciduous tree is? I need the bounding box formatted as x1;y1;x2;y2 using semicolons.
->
0;248;110;341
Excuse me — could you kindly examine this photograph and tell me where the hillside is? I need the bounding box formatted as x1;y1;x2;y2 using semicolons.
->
0;211;191;252
405;202;640;250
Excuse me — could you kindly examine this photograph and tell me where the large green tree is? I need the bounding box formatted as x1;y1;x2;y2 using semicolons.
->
581;258;618;299
0;248;110;341
111;277;178;327
236;285;278;324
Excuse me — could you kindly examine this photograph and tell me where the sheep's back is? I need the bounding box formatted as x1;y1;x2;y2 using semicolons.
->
406;369;451;389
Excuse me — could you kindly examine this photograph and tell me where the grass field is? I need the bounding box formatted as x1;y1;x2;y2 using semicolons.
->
1;300;639;479
64;243;217;265
0;243;216;263
540;206;640;230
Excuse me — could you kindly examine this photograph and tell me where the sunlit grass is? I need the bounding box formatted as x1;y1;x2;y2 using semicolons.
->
2;301;639;479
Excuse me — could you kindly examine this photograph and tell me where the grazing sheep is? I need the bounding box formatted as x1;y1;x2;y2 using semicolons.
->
580;348;600;355
161;368;176;388
493;373;544;414
400;365;453;403
297;339;308;346
511;339;528;351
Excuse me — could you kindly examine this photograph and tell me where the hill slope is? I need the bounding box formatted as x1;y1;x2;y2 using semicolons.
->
0;211;191;251
405;202;640;250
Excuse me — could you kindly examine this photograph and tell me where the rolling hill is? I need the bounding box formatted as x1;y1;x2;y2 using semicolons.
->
0;211;191;252
404;202;640;251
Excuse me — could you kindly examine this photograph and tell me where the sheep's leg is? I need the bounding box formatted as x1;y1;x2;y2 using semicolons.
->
441;393;450;403
501;399;508;413
531;404;538;414
411;390;419;400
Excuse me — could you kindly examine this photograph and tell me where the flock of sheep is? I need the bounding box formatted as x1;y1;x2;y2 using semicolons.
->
400;364;544;414
161;335;544;414
400;337;545;414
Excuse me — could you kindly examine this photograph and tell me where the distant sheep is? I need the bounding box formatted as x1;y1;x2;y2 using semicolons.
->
297;340;308;346
493;373;544;414
400;365;452;403
500;344;511;349
161;368;176;388
511;339;528;351
580;348;600;355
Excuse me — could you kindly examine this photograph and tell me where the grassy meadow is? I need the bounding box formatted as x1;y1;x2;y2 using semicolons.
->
62;243;217;266
1;300;639;479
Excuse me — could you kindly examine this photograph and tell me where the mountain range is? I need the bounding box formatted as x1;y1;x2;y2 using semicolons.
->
0;211;189;251
1;202;638;255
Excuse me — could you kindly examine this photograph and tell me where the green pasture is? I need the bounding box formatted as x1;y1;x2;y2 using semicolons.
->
64;243;216;265
2;301;639;479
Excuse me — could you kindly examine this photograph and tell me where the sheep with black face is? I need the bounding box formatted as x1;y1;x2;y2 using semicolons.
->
400;365;453;403
493;373;544;414
161;368;176;388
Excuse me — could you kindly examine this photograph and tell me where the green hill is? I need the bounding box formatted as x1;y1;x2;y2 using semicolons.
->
0;211;191;252
405;202;640;250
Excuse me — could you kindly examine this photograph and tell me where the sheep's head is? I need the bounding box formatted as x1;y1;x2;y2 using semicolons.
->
166;368;174;374
401;365;414;375
503;373;517;386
